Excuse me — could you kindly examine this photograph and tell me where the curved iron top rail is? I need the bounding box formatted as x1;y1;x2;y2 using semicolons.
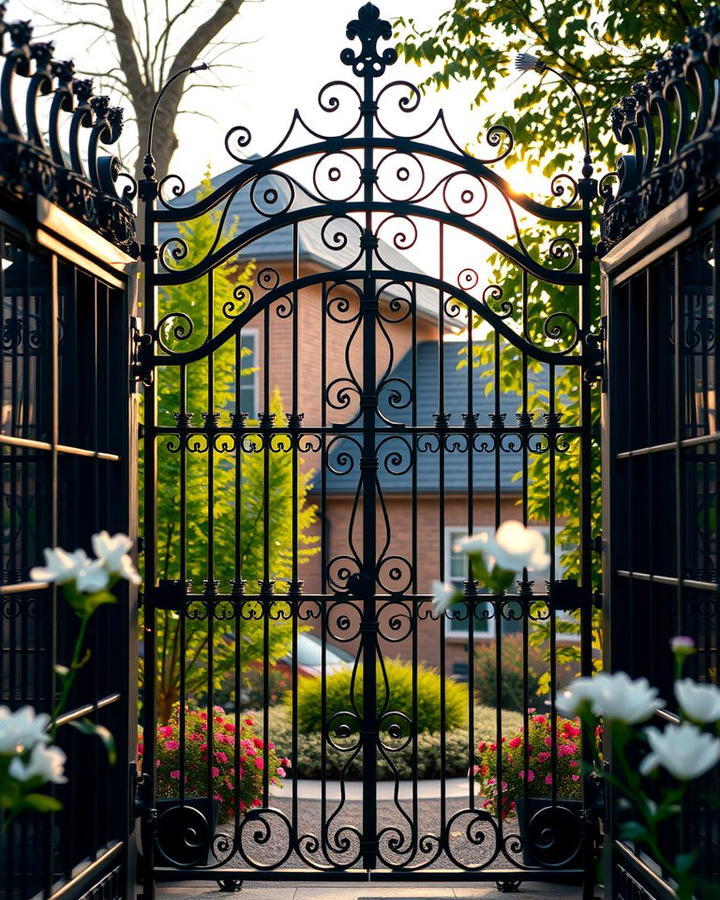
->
601;6;720;250
0;4;136;254
139;3;597;379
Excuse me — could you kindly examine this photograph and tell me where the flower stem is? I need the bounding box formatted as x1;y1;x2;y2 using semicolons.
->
50;611;91;741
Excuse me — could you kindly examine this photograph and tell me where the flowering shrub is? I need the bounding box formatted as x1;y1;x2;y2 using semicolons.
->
140;706;288;820
474;712;583;818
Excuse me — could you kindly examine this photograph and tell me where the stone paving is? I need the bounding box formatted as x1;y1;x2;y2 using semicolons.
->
156;879;584;900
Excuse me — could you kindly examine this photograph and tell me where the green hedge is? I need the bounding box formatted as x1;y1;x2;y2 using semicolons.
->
255;704;522;780
291;658;468;736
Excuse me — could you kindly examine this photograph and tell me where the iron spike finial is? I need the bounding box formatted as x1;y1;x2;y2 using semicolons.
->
340;3;397;78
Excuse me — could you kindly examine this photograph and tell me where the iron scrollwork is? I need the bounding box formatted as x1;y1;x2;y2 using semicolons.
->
0;10;136;253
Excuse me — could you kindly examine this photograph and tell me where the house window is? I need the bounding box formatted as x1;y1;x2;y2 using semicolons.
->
444;525;568;640
239;330;258;418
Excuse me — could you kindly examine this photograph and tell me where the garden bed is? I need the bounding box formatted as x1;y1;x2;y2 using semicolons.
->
250;703;522;780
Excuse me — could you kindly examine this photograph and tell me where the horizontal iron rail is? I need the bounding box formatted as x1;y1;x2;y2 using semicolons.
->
46;841;125;900
54;692;122;728
0;433;121;461
616;571;717;592
615;430;720;458
149;425;586;435
0;580;49;594
152;866;585;883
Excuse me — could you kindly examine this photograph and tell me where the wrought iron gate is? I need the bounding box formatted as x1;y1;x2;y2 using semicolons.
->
601;12;720;898
137;4;600;893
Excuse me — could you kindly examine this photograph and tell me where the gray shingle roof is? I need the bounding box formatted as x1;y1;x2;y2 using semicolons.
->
323;341;534;495
158;163;442;321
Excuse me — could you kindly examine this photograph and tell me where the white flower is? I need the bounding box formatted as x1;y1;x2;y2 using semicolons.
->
556;674;610;717
675;679;720;724
91;531;133;575
590;672;664;724
557;672;663;724
8;742;67;784
639;722;720;780
453;533;490;555
431;580;458;615
69;550;110;593
29;547;80;585
0;705;51;754
115;554;141;586
457;521;550;574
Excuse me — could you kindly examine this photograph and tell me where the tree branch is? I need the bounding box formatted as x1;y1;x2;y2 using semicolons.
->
104;0;149;102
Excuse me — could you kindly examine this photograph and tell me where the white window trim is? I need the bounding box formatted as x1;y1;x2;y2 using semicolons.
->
444;525;496;640
239;328;259;418
443;524;573;641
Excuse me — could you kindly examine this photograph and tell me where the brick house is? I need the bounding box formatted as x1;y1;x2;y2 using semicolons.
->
159;166;561;677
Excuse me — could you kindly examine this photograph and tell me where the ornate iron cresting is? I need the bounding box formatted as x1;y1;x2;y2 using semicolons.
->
0;4;136;253
601;6;720;250
138;3;598;892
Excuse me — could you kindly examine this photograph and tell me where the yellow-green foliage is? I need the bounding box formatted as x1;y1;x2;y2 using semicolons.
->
293;658;468;735
146;171;318;721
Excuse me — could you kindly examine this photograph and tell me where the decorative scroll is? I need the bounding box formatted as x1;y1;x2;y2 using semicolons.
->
0;9;136;254
602;8;720;250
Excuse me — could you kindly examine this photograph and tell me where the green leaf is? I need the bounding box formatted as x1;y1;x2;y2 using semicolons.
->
70;718;117;765
619;821;648;842
674;850;699;874
21;793;63;813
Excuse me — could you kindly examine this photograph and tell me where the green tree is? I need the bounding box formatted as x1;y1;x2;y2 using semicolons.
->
147;172;318;722
395;2;701;685
396;0;702;175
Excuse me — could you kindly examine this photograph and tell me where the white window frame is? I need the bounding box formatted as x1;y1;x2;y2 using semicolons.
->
443;524;571;641
239;328;259;419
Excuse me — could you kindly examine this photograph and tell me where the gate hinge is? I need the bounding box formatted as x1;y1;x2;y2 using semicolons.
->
584;316;606;391
548;578;589;612
131;317;154;387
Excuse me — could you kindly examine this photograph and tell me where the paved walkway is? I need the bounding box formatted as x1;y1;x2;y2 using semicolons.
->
156;879;584;899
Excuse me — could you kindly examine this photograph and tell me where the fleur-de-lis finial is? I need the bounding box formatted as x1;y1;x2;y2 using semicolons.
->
340;3;397;78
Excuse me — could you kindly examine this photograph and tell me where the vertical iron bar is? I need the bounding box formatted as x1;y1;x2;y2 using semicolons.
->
360;64;378;871
140;173;158;900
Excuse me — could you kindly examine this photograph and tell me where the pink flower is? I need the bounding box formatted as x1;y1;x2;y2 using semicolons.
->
268;742;275;750
281;757;291;767
544;736;553;747
215;751;228;764
159;725;173;738
214;794;222;801
533;715;547;725
255;757;264;770
558;744;576;757
211;766;219;778
519;770;535;782
277;766;286;777
571;774;580;782
253;737;264;749
508;736;522;749
537;751;551;763
478;741;487;752
164;740;179;751
170;770;180;779
244;717;254;726
544;774;553;785
569;760;578;769
468;764;480;776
